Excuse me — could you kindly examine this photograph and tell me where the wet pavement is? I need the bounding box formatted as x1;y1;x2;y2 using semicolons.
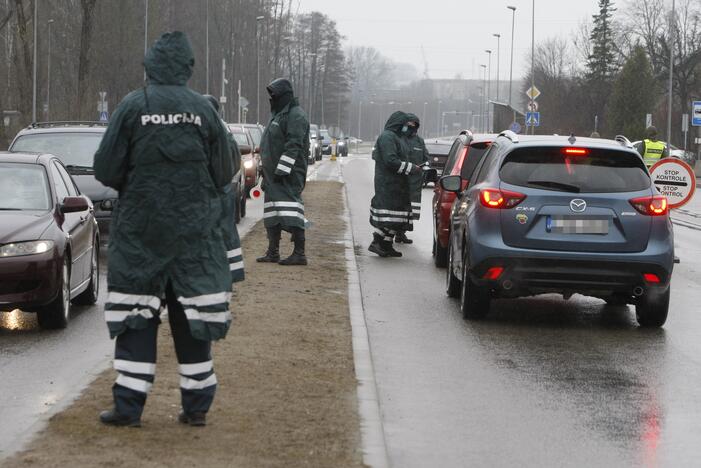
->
343;154;701;467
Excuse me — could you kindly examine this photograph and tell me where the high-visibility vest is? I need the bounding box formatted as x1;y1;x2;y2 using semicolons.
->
642;139;665;167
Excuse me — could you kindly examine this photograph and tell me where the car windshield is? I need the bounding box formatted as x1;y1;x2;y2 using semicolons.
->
231;132;248;146
500;147;650;193
11;132;103;169
0;163;51;211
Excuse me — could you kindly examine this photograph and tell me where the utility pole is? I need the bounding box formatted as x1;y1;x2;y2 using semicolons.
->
144;0;149;81
205;0;210;94
666;0;675;149
32;0;37;122
507;6;516;109
485;50;492;132
46;19;54;121
237;79;242;123
256;15;264;123
530;0;536;135
493;34;501;102
220;58;226;120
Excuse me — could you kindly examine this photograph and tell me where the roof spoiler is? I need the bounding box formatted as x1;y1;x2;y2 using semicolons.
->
498;129;519;143
29;121;108;129
614;135;633;148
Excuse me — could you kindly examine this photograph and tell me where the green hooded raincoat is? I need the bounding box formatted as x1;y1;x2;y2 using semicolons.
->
94;32;234;341
370;111;416;230
404;113;429;221
260;80;310;230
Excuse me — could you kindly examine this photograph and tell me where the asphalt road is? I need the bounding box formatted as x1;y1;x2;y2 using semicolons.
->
343;153;701;467
0;196;265;459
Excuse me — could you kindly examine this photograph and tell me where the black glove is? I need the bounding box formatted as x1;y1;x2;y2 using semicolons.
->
409;164;422;175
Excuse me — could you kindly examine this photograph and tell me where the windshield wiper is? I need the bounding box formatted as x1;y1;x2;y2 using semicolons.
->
527;180;581;193
65;164;94;173
0;207;23;210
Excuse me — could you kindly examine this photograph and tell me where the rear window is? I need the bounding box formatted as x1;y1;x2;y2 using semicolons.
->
499;147;650;193
460;143;490;181
426;144;450;156
231;132;248;146
11;132;103;168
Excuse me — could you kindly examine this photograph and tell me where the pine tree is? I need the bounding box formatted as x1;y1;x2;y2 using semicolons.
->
586;0;617;81
605;46;657;139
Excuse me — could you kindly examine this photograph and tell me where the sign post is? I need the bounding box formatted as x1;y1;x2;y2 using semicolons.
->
649;159;696;209
97;91;108;121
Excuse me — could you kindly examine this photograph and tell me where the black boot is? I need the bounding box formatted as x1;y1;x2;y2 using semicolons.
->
279;228;307;265
99;409;141;427
368;233;390;257
382;240;403;257
395;231;413;244
178;410;207;427
256;226;281;263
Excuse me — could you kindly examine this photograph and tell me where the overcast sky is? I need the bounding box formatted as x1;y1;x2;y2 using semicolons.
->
297;0;602;82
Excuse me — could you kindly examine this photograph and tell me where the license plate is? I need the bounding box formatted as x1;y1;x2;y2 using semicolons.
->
546;216;609;234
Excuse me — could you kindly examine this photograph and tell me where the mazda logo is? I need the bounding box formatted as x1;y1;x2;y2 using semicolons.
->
570;199;586;212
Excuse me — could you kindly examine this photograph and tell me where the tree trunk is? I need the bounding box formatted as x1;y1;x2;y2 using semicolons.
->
77;0;96;119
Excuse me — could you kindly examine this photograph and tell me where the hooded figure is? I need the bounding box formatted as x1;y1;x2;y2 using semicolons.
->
394;113;429;244
368;111;422;257
94;32;233;427
256;78;310;266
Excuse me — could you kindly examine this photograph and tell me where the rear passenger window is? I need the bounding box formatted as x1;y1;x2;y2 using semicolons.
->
471;144;500;186
500;147;650;193
460;143;490;182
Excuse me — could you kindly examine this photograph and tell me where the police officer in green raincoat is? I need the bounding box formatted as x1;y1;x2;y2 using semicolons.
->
395;113;428;244
256;78;310;266
368;111;422;258
94;32;234;427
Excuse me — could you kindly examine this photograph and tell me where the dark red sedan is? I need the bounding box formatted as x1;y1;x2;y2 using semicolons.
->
432;132;494;267
0;152;99;329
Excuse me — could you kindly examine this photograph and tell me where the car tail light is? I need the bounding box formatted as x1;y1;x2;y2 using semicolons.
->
643;273;661;284
562;147;589;156
483;266;504;280
629;195;668;216
479;188;526;209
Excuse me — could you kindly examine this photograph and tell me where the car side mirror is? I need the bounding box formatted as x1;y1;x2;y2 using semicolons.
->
439;175;462;193
423;168;438;183
60;196;89;213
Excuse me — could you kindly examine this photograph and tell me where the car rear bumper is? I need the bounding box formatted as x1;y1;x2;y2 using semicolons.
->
0;251;61;311
468;237;674;298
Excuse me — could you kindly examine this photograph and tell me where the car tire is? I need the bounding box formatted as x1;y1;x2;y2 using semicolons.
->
74;240;99;306
446;239;461;298
635;288;669;327
38;256;71;329
434;230;448;268
460;255;490;320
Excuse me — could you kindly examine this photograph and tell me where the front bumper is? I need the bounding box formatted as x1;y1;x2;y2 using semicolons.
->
0;250;61;311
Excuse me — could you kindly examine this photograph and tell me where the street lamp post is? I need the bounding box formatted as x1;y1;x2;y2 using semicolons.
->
46;19;54;121
480;64;486;132
205;0;210;94
144;0;149;81
493;34;501;103
530;0;536;135
507;6;516;108
666;0;675;149
32;0;37;122
255;15;265;124
485;51;492;132
423;101;428;136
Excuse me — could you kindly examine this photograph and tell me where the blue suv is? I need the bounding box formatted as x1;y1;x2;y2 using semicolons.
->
442;131;674;327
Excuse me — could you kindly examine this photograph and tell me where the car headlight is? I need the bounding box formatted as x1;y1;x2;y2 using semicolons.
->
0;240;55;257
244;160;254;169
338;141;345;146
100;199;116;211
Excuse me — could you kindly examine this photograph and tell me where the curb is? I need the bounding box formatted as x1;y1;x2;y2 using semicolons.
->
339;164;390;468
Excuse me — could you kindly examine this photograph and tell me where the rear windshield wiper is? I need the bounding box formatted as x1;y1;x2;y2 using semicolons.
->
0;207;23;210
65;164;94;173
527;180;581;193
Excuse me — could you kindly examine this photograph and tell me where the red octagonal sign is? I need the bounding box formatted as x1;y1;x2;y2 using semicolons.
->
649;158;697;209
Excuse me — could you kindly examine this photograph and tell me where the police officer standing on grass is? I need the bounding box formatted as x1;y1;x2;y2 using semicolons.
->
635;125;669;168
94;31;234;428
368;111;422;258
394;113;428;245
256;78;311;266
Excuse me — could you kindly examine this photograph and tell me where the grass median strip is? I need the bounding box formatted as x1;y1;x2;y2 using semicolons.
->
3;180;364;468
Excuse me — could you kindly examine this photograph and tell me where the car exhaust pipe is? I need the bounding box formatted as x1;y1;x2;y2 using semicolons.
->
502;280;514;291
633;286;644;297
249;185;263;199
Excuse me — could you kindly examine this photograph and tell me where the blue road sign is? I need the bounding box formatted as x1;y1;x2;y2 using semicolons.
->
526;111;540;127
509;121;522;134
692;101;701;126
99;111;109;122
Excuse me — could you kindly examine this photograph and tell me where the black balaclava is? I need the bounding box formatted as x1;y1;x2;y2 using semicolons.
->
267;78;294;113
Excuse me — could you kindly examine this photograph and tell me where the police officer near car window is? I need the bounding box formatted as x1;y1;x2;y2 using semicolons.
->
94;31;235;428
204;94;245;284
395;113;428;245
635;126;669;168
368;111;422;257
256;78;311;266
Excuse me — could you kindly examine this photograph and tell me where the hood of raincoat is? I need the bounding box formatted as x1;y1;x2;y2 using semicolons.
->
267;78;295;113
384;111;411;134
406;113;421;128
144;31;194;86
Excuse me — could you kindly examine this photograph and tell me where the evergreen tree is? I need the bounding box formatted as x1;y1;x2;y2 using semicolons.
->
605;46;657;139
586;0;618;81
